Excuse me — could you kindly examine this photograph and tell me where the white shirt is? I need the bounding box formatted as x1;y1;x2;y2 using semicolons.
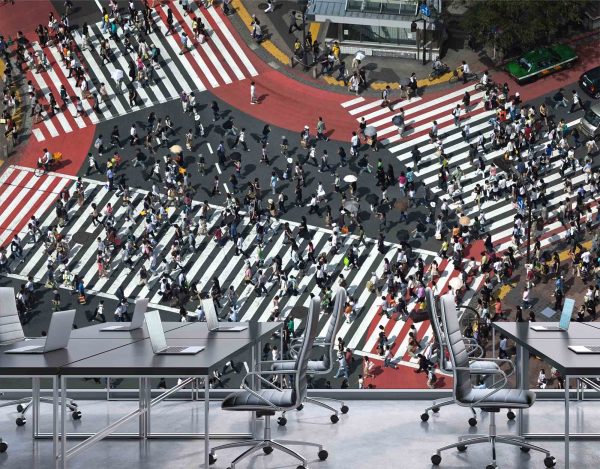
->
462;63;470;74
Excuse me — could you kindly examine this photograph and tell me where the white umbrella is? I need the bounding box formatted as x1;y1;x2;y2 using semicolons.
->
355;51;366;61
343;174;358;183
449;277;464;291
111;69;124;81
287;157;293;164
170;144;183;153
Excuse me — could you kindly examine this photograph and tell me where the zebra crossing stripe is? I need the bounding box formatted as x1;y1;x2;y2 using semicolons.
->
341;96;365;108
205;6;258;77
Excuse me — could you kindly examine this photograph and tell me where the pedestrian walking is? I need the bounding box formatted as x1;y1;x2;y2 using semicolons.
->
316;116;329;141
250;81;257;104
569;89;581;113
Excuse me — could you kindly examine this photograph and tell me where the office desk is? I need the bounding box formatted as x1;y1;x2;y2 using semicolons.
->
493;322;600;469
0;338;137;466
8;322;281;468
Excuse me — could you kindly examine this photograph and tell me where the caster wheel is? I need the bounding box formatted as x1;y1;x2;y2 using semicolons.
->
71;402;78;407
468;417;478;427
432;406;440;413
544;456;556;468
318;449;328;461
420;413;429;422
16;417;26;426
457;445;467;452
520;446;530;453
507;410;516;420
0;442;7;453
296;466;307;469
330;414;339;424
208;454;217;465
263;446;273;455
486;465;497;469
277;417;287;426
431;454;442;465
341;405;349;414
16;404;24;412
296;404;304;411
72;411;82;420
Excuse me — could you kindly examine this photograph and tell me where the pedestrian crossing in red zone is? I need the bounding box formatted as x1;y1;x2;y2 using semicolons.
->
0;165;482;385
341;84;596;259
17;0;259;142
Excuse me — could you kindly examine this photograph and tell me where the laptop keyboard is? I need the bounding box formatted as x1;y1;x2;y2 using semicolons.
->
164;346;189;353
586;346;600;352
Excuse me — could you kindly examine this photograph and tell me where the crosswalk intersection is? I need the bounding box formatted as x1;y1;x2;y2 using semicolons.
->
0;165;479;370
341;85;595;255
21;2;259;142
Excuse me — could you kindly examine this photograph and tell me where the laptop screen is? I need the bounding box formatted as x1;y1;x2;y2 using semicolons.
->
145;310;167;353
559;298;575;331
130;298;149;329
44;309;76;351
202;299;218;331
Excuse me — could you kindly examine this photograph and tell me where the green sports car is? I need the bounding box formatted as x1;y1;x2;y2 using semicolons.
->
505;44;578;84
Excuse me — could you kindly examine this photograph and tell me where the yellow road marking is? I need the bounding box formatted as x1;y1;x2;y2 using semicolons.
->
0;58;5;80
231;0;290;66
308;22;320;42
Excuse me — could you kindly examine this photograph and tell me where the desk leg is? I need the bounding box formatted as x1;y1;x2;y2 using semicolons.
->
53;376;59;469
205;375;209;469
138;378;145;439
60;375;67;469
32;377;40;439
145;378;152;437
565;375;570;469
516;343;529;437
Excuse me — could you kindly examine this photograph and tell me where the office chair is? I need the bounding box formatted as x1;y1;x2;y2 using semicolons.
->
272;287;349;425
421;288;515;427
0;287;81;426
431;293;555;469
209;296;328;469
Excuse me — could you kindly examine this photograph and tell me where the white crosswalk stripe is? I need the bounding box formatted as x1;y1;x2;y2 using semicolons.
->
341;85;596;256
26;4;260;142
2;165;446;356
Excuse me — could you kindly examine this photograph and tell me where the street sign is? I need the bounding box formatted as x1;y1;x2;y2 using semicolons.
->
420;3;431;17
517;197;525;211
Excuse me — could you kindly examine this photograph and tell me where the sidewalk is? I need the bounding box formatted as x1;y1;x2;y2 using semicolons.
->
230;0;493;96
230;0;600;97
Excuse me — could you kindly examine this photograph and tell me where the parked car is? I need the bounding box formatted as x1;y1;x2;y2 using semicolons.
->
578;103;600;141
505;44;578;84
579;66;600;99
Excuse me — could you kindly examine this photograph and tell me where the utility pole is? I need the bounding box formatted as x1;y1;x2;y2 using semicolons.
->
422;16;427;65
525;194;532;263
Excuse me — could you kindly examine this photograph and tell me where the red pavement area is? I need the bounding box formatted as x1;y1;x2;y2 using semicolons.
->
0;0;59;39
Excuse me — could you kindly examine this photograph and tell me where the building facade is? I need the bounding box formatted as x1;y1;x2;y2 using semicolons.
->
307;0;444;60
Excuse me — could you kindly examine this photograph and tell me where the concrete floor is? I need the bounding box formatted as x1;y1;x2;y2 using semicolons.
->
0;397;599;468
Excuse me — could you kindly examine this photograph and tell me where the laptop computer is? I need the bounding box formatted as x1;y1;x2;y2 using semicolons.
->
100;298;149;331
568;345;600;354
530;298;575;332
5;310;76;354
203;299;248;332
145;310;204;355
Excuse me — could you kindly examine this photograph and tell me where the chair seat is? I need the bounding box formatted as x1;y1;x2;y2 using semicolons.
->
222;388;296;412
469;360;501;372
460;388;535;409
272;360;328;373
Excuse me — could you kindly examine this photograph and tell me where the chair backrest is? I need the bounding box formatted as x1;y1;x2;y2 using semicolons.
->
0;287;25;344
322;287;347;370
439;293;472;402
293;295;320;406
426;288;452;374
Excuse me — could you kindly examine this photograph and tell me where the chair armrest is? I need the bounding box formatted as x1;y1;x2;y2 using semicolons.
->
253;359;295;371
474;357;516;379
239;382;280;409
463;338;484;358
454;365;509;407
243;369;297;392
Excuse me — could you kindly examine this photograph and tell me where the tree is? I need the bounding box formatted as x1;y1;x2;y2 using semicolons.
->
461;0;587;56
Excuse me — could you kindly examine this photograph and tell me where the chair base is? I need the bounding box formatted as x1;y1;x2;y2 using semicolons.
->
431;411;554;467
283;396;348;424
0;396;79;426
210;414;327;469
421;398;515;427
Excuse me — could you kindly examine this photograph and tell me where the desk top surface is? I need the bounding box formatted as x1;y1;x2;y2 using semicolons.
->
164;321;281;341
70;321;187;340
493;322;600;342
0;338;137;375
493;322;600;375
59;338;251;376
